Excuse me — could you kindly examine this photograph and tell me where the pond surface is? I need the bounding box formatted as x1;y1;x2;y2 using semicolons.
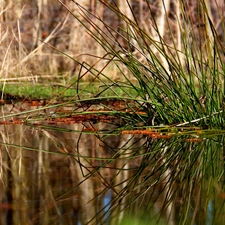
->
0;101;225;225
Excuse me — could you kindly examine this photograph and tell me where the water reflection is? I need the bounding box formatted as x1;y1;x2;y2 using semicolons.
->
0;123;225;225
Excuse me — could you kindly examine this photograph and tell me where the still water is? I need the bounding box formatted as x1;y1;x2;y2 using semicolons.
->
0;121;225;225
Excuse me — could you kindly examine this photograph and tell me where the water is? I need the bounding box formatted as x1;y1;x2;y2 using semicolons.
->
0;121;225;225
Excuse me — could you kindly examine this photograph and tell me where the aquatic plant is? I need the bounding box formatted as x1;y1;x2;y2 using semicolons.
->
53;1;225;224
57;0;225;130
1;1;225;225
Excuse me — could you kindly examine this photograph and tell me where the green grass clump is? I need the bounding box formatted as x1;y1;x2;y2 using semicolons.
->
58;0;225;129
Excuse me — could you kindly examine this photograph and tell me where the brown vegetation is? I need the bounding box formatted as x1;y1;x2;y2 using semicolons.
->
0;0;224;82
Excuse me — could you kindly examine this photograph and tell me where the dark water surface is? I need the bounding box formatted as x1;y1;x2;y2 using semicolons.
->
0;122;225;225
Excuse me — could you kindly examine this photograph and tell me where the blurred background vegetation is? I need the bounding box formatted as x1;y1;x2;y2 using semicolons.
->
0;0;224;82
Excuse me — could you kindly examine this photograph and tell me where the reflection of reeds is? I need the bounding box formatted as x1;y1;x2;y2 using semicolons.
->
0;122;225;224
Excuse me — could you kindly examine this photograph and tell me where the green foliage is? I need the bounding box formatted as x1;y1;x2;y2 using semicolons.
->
59;0;225;129
119;213;166;225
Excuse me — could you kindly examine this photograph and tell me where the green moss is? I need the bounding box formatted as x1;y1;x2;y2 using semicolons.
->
0;81;138;100
119;214;166;225
0;83;77;99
